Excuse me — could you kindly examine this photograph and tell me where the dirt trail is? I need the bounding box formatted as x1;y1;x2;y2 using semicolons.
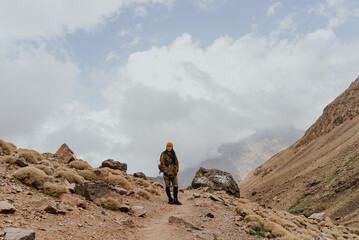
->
135;193;200;240
133;189;248;240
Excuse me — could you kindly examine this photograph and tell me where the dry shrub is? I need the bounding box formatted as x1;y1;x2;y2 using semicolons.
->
42;152;53;159
69;160;92;170
17;149;43;162
268;215;297;230
236;203;255;216
42;182;69;197
3;156;16;164
101;197;122;211
136;190;151;200
17;152;37;164
7;142;17;151
0;139;12;155
102;167;124;176
78;170;98;181
36;165;54;175
40;159;52;166
244;214;264;223
50;161;60;169
134;178;150;187
237;198;250;204
14;166;47;187
57;170;84;184
57;166;76;173
264;220;290;238
108;173;132;190
145;187;160;196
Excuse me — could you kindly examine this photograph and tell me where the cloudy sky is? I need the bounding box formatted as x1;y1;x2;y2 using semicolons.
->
1;0;359;176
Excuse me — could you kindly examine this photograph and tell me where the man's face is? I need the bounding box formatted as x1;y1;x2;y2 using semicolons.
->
166;146;172;151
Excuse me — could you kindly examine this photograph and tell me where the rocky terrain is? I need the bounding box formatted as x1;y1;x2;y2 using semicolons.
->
239;77;359;228
0;139;358;239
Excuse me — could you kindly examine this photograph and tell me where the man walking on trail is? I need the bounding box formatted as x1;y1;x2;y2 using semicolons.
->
160;142;182;205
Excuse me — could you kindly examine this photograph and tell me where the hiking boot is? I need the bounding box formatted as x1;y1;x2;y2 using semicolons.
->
168;198;174;204
173;198;182;205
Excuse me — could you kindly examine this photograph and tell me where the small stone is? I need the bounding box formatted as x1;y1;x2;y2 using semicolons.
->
78;224;83;227
132;206;146;217
0;201;16;214
4;228;35;240
193;193;201;198
206;212;214;218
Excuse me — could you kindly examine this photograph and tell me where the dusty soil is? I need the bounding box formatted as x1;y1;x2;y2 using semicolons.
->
0;162;251;240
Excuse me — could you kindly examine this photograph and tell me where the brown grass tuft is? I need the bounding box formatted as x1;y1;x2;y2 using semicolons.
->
57;170;84;184
108;173;132;190
36;165;54;175
69;160;92;170
145;187;161;196
101;197;123;211
42;182;69;197
101;167;124;176
136;190;151;200
3;156;16;164
134;178;150;187
14;166;47;187
40;159;52;166
0;139;12;155
51;161;61;169
78;170;98;181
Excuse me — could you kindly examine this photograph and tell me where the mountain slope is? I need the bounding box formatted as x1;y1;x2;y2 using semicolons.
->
180;127;303;188
238;77;359;227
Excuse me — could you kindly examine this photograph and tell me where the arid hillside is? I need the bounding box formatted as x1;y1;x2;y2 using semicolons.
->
239;77;359;228
1;140;358;239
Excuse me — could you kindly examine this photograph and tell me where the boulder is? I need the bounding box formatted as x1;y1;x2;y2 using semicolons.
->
133;172;147;180
152;182;164;189
100;159;127;173
0;201;15;214
191;167;240;198
132;206;146;217
4;228;35;240
55;143;75;163
74;181;123;204
168;216;201;230
309;212;332;222
43;202;67;215
60;194;87;208
14;159;28;167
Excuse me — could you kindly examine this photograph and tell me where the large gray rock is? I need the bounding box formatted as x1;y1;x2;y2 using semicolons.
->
133;172;147;180
100;159;127;173
4;228;35;240
191;167;240;197
75;181;123;204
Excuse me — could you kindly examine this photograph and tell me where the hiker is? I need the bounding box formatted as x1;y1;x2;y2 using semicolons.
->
160;142;182;205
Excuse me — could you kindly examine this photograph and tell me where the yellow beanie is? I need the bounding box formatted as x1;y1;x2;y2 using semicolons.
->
166;142;173;147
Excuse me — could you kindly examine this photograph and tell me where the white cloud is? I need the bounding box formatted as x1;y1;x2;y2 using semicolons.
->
37;30;357;176
105;51;120;62
189;0;221;11
0;0;174;41
267;2;282;16
309;0;359;28
134;6;148;18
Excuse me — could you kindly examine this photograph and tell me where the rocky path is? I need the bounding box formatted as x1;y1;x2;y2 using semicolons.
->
133;189;249;240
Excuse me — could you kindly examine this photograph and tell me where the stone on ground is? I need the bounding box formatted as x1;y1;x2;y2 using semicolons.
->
4;228;35;240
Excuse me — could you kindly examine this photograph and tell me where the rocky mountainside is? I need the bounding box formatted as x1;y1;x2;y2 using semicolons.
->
1;140;357;239
180;127;303;188
239;77;359;228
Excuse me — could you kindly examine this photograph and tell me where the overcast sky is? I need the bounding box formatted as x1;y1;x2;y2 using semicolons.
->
1;0;359;176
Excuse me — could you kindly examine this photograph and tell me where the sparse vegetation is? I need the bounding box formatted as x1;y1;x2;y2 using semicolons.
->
57;170;85;184
42;182;69;197
36;165;54;175
78;170;98;181
0;139;12;155
14;166;47;187
134;178;150;187
288;194;315;215
108;173;132;190
101;197;122;211
136;190;151;200
3;155;16;164
69;160;92;170
145;187;161;196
